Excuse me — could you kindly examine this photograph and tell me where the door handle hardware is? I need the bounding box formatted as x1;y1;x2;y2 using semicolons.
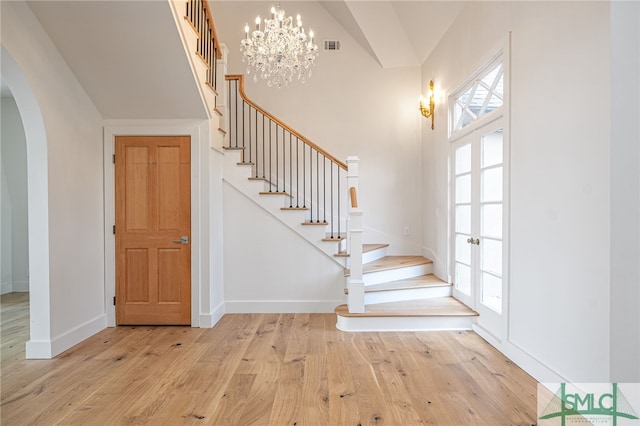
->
467;237;480;245
172;236;189;245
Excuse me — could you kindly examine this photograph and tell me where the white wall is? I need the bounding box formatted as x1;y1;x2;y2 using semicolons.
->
223;182;345;312
1;96;29;293
1;1;106;357
422;2;611;383
610;0;640;382
213;1;423;256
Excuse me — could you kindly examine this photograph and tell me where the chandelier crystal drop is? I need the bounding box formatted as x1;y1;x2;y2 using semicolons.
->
240;3;319;88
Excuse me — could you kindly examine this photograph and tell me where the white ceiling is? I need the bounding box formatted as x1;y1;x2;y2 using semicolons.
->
19;1;464;117
319;1;465;68
26;0;208;119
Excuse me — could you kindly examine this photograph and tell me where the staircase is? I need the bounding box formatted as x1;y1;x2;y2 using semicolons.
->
178;0;478;331
221;144;348;267
336;244;478;331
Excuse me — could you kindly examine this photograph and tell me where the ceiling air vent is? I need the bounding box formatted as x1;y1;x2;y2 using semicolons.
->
323;40;341;51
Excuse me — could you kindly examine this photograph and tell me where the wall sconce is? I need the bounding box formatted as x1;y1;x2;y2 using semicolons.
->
419;80;435;130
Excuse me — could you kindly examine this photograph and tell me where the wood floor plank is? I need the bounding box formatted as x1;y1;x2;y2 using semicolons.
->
1;296;538;425
326;340;361;425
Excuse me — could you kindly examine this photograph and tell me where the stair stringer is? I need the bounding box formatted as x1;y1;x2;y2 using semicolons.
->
223;149;347;267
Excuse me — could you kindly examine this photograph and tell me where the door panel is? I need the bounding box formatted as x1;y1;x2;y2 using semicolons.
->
452;135;474;306
158;248;182;303
125;248;150;302
479;128;504;319
116;135;191;325
451;122;505;336
125;146;150;230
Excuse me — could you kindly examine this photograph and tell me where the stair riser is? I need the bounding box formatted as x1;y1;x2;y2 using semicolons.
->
363;263;433;285
365;285;452;305
362;247;387;264
336;315;476;332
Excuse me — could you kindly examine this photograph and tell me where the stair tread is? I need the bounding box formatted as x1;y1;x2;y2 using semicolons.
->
259;191;291;197
365;274;450;293
249;177;276;186
363;243;389;253
363;255;433;274
335;297;478;318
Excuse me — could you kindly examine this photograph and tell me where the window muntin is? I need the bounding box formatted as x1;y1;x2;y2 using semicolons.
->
451;58;504;132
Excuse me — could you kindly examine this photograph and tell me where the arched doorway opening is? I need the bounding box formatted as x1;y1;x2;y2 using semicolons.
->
1;46;53;359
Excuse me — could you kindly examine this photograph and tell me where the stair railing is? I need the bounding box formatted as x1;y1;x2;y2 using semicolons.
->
226;74;348;240
184;0;221;94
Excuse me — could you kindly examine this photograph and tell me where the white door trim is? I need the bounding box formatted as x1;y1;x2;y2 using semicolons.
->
449;116;508;340
104;124;205;327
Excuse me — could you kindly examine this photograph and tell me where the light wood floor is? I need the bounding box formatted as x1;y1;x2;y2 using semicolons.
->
1;293;538;425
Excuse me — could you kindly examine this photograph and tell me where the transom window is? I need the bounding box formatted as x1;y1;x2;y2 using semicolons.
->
451;56;504;132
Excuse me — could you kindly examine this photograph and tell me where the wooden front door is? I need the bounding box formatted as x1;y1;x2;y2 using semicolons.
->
115;135;191;325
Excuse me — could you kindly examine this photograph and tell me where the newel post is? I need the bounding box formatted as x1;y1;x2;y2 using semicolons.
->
346;156;364;313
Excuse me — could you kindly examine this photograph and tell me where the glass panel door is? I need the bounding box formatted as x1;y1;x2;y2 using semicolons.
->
452;136;475;308
480;129;503;314
451;122;505;337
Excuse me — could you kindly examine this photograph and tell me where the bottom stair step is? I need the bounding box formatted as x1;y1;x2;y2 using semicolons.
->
364;274;452;304
335;297;478;332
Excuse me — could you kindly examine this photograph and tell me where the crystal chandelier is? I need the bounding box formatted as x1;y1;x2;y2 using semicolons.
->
241;3;319;88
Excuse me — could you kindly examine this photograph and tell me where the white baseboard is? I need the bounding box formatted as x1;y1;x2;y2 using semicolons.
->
1;281;30;294
473;323;567;384
26;314;107;359
225;300;343;313
1;281;12;294
12;280;29;292
502;339;568;384
422;246;447;281
199;301;225;328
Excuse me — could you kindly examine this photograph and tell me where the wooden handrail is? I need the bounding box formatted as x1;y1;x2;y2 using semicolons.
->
226;74;348;171
350;187;358;208
202;0;222;60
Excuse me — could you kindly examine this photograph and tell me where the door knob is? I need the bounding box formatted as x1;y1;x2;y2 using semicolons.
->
172;236;189;245
467;237;473;244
